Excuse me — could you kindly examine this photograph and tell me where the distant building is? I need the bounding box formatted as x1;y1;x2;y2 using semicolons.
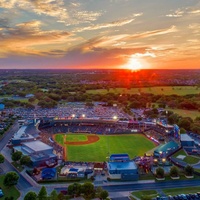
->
107;154;139;181
180;134;194;147
25;94;34;98
12;123;40;145
154;141;180;158
13;140;57;167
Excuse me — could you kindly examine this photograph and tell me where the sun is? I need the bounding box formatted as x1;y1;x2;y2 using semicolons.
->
123;56;142;71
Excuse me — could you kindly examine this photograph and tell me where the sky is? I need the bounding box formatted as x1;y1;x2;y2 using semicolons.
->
0;0;200;69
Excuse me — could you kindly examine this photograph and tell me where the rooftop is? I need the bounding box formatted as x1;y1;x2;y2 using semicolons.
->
110;153;130;161
23;140;53;152
108;161;137;170
180;134;194;142
154;141;179;153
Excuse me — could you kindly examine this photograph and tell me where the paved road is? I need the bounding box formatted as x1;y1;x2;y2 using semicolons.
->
0;122;33;196
102;179;200;192
0;121;18;151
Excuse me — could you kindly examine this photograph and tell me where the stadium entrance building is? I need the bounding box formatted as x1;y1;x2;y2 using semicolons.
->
13;140;57;167
154;141;180;158
107;154;139;181
180;134;194;147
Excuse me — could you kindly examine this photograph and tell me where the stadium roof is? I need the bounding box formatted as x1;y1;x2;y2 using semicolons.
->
108;161;137;170
180;134;194;142
154;141;179;153
53;118;118;124
23;140;53;152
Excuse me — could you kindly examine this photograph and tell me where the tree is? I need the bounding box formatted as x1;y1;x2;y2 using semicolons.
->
100;190;109;200
37;186;47;200
156;167;164;178
3;171;19;187
50;190;58;200
20;155;31;166
68;183;82;197
184;165;194;176
96;186;103;198
5;197;14;200
178;118;192;131
24;191;37;200
11;151;22;162
170;166;179;177
81;182;95;199
0;154;4;164
180;127;186;134
57;192;65;200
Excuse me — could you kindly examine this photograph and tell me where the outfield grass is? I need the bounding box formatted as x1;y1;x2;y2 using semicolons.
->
55;134;156;162
87;86;200;96
0;175;20;200
167;108;200;120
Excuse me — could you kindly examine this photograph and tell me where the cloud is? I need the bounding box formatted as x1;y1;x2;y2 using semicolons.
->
73;18;135;32
0;17;10;28
166;9;184;17
189;9;200;14
127;26;178;40
0;0;103;26
0;20;75;57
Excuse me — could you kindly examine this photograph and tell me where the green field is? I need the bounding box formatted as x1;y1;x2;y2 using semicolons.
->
0;175;20;200
131;190;158;199
163;186;200;196
167;108;200;120
172;149;200;164
87;86;200;96
55;134;156;162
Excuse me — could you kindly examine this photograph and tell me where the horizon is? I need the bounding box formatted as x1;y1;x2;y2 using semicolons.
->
0;0;200;69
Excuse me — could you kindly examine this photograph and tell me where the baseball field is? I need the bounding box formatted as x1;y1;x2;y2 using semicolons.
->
54;133;156;162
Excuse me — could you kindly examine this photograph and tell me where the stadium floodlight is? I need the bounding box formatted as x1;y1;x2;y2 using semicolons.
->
113;115;117;120
72;114;75;118
82;114;85;118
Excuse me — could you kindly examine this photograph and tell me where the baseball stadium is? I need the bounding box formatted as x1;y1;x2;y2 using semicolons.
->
38;117;157;162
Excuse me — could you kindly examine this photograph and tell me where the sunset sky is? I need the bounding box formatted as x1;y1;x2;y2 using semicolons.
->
0;0;200;69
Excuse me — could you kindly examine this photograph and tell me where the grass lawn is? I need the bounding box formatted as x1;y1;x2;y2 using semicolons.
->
172;149;200;164
172;149;187;158
55;134;156;162
0;175;20;200
131;190;158;199
163;186;200;196
184;156;200;164
87;86;200;96
167;108;200;120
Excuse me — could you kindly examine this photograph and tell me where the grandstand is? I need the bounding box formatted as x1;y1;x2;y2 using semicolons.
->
39;118;131;135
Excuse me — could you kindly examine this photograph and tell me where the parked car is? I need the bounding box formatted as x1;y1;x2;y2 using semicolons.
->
0;188;4;198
